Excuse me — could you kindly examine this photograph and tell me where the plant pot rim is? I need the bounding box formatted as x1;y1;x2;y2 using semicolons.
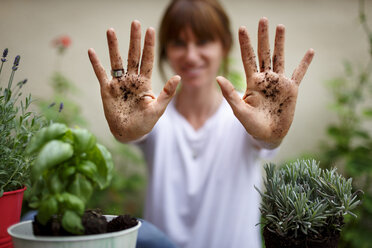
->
7;215;141;242
2;186;26;196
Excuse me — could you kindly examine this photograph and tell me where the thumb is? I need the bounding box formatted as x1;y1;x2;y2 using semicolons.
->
216;76;244;113
155;75;181;114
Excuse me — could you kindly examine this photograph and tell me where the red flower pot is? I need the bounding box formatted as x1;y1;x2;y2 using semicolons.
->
0;187;26;248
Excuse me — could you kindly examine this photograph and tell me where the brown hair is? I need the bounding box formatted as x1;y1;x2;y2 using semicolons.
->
158;0;233;79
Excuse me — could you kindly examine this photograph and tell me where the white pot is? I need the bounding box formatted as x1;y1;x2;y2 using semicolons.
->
7;215;141;248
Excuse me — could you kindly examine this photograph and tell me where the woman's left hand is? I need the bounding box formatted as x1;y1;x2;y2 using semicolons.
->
217;17;314;149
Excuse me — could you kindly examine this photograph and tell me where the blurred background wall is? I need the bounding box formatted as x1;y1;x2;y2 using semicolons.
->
0;0;371;163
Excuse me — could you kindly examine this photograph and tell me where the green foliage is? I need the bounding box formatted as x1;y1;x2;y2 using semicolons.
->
37;72;87;127
257;160;361;240
87;142;146;218
0;49;46;196
26;123;114;234
38;34;86;127
313;1;372;247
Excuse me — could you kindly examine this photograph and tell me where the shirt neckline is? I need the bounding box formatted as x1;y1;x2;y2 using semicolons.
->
169;97;226;136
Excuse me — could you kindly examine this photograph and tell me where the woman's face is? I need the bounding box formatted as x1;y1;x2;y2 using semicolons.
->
166;27;225;89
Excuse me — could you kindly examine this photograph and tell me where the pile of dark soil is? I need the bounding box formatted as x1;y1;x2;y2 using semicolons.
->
32;209;138;236
263;226;340;248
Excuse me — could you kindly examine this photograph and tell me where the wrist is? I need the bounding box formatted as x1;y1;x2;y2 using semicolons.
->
251;136;282;150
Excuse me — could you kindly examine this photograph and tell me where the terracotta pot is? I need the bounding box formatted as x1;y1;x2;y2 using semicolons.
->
0;187;26;248
263;226;340;248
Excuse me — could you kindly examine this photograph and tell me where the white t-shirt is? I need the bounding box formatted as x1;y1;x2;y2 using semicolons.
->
137;98;276;248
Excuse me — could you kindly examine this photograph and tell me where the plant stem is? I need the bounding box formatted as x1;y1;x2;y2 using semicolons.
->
359;0;372;75
8;70;15;90
0;61;4;77
359;0;372;38
2;160;20;190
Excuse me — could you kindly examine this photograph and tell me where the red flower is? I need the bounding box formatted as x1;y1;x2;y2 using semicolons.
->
60;36;71;48
52;35;72;49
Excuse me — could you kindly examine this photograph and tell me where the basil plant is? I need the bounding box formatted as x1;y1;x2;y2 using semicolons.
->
26;123;114;234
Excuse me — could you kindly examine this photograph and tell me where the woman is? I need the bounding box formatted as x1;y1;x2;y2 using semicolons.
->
88;0;314;247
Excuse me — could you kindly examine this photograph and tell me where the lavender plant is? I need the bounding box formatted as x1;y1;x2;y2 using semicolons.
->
0;48;46;196
257;159;361;240
0;49;46;197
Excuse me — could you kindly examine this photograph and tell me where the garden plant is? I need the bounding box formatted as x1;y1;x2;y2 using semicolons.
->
257;159;361;248
319;1;372;247
294;1;372;247
0;48;46;196
25;122;139;235
0;48;47;247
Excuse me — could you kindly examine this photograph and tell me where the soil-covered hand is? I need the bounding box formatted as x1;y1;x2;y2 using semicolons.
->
88;21;180;142
217;17;314;148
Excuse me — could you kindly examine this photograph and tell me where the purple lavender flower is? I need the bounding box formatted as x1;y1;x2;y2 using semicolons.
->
59;102;64;112
17;78;27;88
1;48;8;62
2;48;8;57
12;55;21;71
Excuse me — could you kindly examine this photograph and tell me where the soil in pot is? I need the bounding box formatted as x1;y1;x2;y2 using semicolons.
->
263;226;340;248
32;209;138;236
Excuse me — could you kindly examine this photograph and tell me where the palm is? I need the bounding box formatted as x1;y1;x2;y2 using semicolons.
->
242;71;299;144
88;21;180;142
100;73;158;141
217;18;314;147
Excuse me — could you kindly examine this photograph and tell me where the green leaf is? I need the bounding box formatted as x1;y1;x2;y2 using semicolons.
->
362;108;372;118
86;144;114;189
61;165;76;180
76;160;98;182
28;201;39;209
49;173;64;194
32;140;73;181
353;130;370;139
61;210;84;235
68;174;93;203
26;123;68;154
60;192;84;214
71;128;96;153
37;195;58;225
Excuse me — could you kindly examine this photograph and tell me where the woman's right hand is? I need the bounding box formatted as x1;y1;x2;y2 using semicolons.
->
88;20;180;142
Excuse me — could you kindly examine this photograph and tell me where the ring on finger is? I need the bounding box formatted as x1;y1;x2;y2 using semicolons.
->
111;68;125;78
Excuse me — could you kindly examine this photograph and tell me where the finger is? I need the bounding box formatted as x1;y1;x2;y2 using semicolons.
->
239;26;258;84
127;20;142;74
88;48;109;87
106;28;124;71
273;24;285;74
257;17;271;72
216;76;246;113
291;48;315;86
155;75;181;114
140;27;155;79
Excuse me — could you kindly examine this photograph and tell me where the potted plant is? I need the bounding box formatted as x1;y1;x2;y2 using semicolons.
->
257;159;362;248
0;48;46;248
7;123;141;248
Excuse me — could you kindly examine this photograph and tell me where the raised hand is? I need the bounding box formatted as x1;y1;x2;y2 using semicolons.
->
217;17;314;148
88;21;180;142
